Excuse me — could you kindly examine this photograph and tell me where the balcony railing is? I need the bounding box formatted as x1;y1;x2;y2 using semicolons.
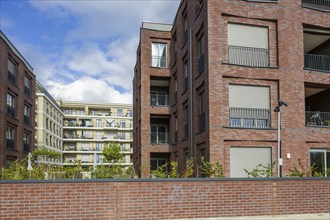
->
302;0;330;11
151;132;169;144
198;54;205;73
7;105;16;117
199;112;206;131
228;45;269;67
152;56;168;68
150;93;169;106
229;107;271;128
7;71;16;85
23;143;29;152
24;115;30;125
306;111;330;127
304;54;330;72
7;139;15;149
24;86;30;96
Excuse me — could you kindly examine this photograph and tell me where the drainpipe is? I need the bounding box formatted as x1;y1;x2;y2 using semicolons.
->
189;28;194;159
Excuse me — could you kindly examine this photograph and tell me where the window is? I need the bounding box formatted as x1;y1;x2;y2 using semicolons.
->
96;143;103;151
82;143;90;151
46;134;49;145
46;118;49;130
81;155;89;163
6;126;15;149
7;93;15;117
198;33;205;73
64;109;72;115
7;59;16;84
23;132;30;152
183;62;188;91
173;38;178;63
150;91;169;106
152;43;167;68
96;131;102;139
230;147;272;177
183;14;188;43
199;91;205;131
117;109;123;117
127;110;133;117
96;119;102;128
119;132;126;140
310;150;330;177
150;125;168;144
174;78;178;102
150;158;168;174
184;106;189;138
229;85;270;128
120;121;126;128
24;105;30;125
228;23;269;67
174;115;178;143
46;102;49;114
24;76;31;96
76;109;84;115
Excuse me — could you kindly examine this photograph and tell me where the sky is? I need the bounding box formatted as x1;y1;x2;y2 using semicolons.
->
0;0;180;104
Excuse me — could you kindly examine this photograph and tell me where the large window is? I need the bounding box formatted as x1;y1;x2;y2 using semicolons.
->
151;125;168;144
198;33;205;73
8;59;16;84
229;85;270;128
184;106;189;138
310;150;330;177
228;23;269;67
7;93;15;117
199;91;205;131
183;62;188;91
152;43;167;68
23;132;30;152
150;158;168;175
6;126;15;149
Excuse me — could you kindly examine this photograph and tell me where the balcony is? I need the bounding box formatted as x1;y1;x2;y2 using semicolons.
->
23;144;30;152
198;54;205;74
7;105;16;117
228;45;269;67
151;132;169;144
304;54;330;72
7;71;16;85
7;139;15;149
24;86;30;97
24;115;30;125
306;111;330;126
199;112;206;132
150;93;169;106
229;107;271;128
302;0;330;12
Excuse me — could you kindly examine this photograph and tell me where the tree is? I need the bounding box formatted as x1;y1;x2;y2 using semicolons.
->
170;161;179;178
103;142;122;163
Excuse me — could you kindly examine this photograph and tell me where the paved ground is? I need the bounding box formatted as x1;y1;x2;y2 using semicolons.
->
175;213;330;220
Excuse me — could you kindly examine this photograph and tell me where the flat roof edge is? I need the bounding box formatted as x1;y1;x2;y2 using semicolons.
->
142;21;172;31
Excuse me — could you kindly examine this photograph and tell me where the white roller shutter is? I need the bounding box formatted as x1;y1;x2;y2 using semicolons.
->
230;147;272;177
228;23;269;49
229;85;270;109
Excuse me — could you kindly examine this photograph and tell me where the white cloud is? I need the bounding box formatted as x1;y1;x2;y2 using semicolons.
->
46;77;132;104
22;0;180;103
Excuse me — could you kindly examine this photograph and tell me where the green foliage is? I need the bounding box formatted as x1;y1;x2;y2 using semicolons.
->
123;166;136;178
151;163;168;178
199;156;213;177
182;158;194;178
213;162;224;178
244;161;276;178
170;161;179;178
103;142;122;163
32;146;62;158
287;159;326;177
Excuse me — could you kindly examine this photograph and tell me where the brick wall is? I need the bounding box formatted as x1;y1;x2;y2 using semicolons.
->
1;178;329;220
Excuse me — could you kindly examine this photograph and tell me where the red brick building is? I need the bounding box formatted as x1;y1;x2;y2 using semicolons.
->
133;0;330;178
0;31;36;168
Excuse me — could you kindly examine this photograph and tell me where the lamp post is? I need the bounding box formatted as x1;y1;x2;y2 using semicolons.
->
274;100;288;177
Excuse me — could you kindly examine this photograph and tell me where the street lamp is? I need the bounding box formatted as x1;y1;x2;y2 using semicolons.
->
274;100;288;177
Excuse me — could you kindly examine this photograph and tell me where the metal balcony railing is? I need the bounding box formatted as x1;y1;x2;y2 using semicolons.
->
229;107;271;128
199;112;206;131
152;56;168;68
304;54;330;72
7;71;16;85
198;53;205;73
150;132;169;144
150;93;169;106
23;144;29;152
302;0;330;11
306;111;330;127
7;105;16;117
24;115;30;125
228;45;270;67
7;139;15;149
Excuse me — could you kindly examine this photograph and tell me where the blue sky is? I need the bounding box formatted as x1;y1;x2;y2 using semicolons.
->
0;0;180;103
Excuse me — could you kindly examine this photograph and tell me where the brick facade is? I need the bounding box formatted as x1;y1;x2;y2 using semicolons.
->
0;178;329;219
0;32;36;169
133;0;330;178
